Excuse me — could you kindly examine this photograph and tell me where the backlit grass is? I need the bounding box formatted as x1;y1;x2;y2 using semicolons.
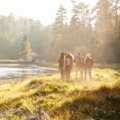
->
0;67;120;120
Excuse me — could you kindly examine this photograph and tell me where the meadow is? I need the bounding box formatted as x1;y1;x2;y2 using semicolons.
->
0;64;120;120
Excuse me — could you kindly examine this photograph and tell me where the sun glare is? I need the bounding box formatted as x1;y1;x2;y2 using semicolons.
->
0;0;97;25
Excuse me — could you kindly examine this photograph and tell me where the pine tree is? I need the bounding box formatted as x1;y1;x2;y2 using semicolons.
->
70;1;90;51
22;19;30;35
20;35;31;60
71;0;79;51
52;4;67;52
92;0;116;61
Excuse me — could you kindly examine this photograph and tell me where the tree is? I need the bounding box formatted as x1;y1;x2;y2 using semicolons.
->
20;35;31;60
77;2;91;46
71;0;79;51
92;0;116;61
111;0;120;36
70;1;91;53
112;0;120;25
22;19;30;35
52;4;67;52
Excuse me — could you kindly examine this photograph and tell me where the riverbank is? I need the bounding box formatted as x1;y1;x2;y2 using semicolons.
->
0;60;58;68
0;59;120;70
36;62;58;68
0;66;120;120
0;60;33;64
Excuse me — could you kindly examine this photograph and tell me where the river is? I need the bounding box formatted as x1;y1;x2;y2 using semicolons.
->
0;64;58;82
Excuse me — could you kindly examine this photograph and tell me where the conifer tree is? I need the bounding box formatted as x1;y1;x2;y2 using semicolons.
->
92;0;115;61
70;1;90;51
52;4;67;52
71;0;79;51
20;35;31;60
22;19;30;35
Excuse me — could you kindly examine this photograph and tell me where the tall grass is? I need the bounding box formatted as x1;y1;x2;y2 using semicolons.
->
0;68;120;119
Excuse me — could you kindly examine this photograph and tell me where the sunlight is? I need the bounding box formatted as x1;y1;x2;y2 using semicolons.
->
0;0;120;119
0;0;97;25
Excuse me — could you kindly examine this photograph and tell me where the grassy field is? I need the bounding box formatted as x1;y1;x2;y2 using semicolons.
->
0;64;120;120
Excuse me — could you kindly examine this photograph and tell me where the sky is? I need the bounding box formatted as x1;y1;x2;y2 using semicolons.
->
0;0;98;26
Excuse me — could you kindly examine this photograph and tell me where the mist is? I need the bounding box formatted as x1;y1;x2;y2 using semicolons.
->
0;0;120;63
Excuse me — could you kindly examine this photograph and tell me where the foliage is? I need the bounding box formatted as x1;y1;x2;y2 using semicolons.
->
52;4;67;52
51;0;120;62
0;0;120;62
0;14;53;60
20;35;31;59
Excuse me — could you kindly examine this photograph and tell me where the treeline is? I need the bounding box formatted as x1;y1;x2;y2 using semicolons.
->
52;0;120;62
0;13;53;60
0;0;120;63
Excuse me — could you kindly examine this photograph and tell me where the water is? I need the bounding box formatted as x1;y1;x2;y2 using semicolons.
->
0;64;58;82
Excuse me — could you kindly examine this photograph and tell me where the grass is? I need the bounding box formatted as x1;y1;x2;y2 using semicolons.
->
0;59;33;64
0;65;120;119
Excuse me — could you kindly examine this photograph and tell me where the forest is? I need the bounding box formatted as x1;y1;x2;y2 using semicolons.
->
0;0;120;63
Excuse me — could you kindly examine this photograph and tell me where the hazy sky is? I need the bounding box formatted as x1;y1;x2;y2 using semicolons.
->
0;0;97;26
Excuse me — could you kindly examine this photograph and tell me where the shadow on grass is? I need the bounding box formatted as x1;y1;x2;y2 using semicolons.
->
52;85;120;120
